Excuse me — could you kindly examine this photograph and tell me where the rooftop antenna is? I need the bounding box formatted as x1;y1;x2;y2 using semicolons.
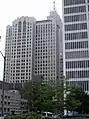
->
53;1;56;11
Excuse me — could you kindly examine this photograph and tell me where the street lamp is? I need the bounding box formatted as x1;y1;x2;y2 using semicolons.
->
0;36;6;116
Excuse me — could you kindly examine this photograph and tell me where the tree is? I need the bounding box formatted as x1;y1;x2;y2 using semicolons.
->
20;78;70;113
20;79;57;112
21;78;89;114
20;79;42;112
66;86;89;114
37;83;56;112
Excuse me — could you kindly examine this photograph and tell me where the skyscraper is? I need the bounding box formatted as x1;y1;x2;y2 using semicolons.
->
5;26;12;83
5;5;63;84
34;6;62;82
62;0;89;91
5;17;36;83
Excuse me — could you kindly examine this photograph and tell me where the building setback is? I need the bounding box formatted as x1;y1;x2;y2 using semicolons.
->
5;6;63;84
62;0;89;91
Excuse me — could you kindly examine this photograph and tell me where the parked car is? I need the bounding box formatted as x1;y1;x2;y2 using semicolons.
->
41;111;54;118
61;111;79;118
54;114;62;118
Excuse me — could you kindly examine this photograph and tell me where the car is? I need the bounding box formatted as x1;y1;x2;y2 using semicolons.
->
54;114;62;119
41;111;54;118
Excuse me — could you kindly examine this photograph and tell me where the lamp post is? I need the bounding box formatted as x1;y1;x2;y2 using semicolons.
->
0;36;6;116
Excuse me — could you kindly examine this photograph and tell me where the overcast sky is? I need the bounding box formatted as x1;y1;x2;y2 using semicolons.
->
0;0;62;80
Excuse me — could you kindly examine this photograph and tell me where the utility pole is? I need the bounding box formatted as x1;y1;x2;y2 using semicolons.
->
0;36;6;116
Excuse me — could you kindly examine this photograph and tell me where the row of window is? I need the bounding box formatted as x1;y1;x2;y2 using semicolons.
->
65;41;88;49
70;81;89;91
65;32;88;40
66;70;89;78
64;6;86;14
64;14;86;23
35;65;55;68
35;72;56;76
65;50;89;59
65;23;87;31
36;40;55;43
18;21;32;32
12;80;29;83
36;34;53;36
66;60;89;69
64;0;85;6
36;24;53;29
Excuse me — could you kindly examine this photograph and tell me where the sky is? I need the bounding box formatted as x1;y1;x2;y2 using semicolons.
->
0;0;62;80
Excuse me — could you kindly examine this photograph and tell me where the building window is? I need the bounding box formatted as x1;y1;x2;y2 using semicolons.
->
18;21;21;32
65;51;89;59
64;14;86;23
66;60;89;69
64;0;85;6
65;23;87;31
65;32;88;40
64;6;86;14
65;41;88;49
66;70;89;78
70;81;89;91
23;22;26;32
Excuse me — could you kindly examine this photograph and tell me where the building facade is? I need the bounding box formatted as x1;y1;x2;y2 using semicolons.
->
63;0;89;91
5;6;63;83
5;26;12;83
0;90;28;115
34;9;62;82
5;17;36;83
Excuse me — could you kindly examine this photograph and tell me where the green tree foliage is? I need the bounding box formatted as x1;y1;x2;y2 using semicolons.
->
66;86;89;114
20;79;67;113
20;79;43;112
20;78;89;114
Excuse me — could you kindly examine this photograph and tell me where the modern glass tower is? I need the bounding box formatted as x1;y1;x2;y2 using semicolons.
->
62;0;89;92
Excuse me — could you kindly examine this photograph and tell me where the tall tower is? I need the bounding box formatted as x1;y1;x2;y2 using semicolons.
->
5;17;36;83
5;26;12;82
34;5;63;82
63;0;89;91
5;4;63;84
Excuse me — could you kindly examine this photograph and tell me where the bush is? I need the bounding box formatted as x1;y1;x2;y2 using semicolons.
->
4;112;42;119
5;114;89;119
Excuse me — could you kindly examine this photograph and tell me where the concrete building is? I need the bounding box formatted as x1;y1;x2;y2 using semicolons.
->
5;26;12;83
5;4;63;84
34;7;62;82
62;0;89;91
0;89;28;115
5;17;36;83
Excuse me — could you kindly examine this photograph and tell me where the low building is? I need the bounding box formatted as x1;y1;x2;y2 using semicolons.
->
0;89;28;115
20;99;28;114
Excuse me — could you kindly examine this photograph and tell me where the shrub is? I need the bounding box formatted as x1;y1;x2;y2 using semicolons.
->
4;112;53;119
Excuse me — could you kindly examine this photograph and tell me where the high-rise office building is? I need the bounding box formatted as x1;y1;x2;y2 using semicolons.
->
5;4;63;84
5;26;12;83
5;17;36;83
62;0;89;91
34;7;62;82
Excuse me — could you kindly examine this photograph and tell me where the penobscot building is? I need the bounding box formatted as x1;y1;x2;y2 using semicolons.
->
62;0;89;92
5;6;63;84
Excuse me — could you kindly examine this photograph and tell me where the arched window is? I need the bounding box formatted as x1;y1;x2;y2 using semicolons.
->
23;21;26;32
18;21;21;32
